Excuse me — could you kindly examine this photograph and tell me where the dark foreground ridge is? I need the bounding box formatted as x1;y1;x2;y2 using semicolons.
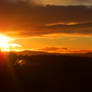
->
0;52;92;92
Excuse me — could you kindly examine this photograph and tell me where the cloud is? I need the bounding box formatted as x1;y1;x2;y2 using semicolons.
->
41;0;92;6
39;46;69;53
41;47;68;51
39;46;92;53
6;0;92;6
40;22;92;35
0;3;92;37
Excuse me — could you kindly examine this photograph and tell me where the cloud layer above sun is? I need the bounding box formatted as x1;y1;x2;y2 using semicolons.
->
6;0;92;6
0;1;92;37
41;0;92;6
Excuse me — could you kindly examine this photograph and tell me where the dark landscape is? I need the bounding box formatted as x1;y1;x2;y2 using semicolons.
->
0;51;91;92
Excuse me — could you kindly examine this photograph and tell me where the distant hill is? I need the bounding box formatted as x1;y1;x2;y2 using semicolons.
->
14;50;61;56
9;50;92;58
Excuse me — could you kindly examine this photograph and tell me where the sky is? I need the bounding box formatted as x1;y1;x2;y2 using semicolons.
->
0;0;92;53
41;0;92;5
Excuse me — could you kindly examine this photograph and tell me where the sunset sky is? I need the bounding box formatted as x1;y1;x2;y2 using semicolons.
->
0;0;92;53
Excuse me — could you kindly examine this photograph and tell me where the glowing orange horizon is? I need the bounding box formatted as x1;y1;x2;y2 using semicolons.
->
0;34;21;52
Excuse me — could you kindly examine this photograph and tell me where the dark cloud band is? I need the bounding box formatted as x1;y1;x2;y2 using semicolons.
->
0;2;92;37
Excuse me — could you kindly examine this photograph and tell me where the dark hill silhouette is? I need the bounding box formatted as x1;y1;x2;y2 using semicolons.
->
0;51;91;92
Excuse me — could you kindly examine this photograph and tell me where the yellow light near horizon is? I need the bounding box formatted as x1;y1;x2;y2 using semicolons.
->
0;35;11;48
0;34;21;51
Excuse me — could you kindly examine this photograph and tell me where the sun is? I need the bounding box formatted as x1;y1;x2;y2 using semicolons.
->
0;34;21;51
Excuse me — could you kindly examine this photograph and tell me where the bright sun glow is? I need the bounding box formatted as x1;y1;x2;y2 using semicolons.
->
0;34;21;51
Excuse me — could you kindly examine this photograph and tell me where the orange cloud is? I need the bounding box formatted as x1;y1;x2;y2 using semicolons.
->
39;47;92;53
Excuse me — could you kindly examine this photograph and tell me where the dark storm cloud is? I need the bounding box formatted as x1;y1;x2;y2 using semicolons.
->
0;1;92;37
